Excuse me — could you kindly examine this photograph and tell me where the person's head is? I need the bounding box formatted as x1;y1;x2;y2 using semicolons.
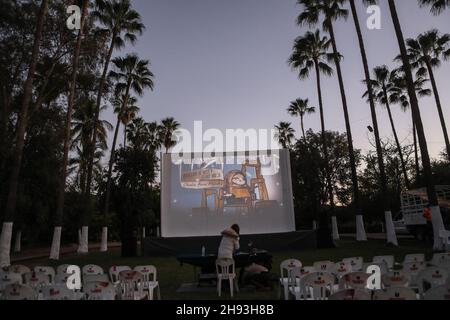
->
231;224;240;235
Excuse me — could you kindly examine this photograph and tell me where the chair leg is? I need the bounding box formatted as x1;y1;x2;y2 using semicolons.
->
229;278;234;298
157;285;161;300
284;285;289;301
234;278;239;293
218;279;222;297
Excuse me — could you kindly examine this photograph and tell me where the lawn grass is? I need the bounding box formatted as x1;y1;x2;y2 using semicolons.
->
25;237;434;300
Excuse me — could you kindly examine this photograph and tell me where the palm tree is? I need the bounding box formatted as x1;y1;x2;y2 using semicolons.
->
0;0;49;267
403;30;450;161
51;0;90;260
287;98;316;140
100;54;154;252
388;0;446;250
419;0;449;14
364;66;410;189
390;73;432;181
297;0;364;242
288;29;336;246
160;117;181;154
274;122;296;149
114;95;139;148
85;0;144;200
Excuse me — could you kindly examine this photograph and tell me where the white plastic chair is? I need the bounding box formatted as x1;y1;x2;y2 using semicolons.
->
404;253;426;264
0;272;23;292
382;271;409;288
338;272;370;290
41;284;77;300
134;265;160;300
313;261;334;273
119;270;144;300
423;283;450;300
34;266;56;284
84;281;117;300
373;287;417;300
402;261;426;288
302;272;335;300
216;259;238;298
2;284;36;300
82;264;104;276
373;255;395;270
416;267;448;296
342;257;364;272
109;266;132;285
439;230;450;251
329;289;371;300
279;259;302;300
10;265;31;276
431;252;450;266
332;262;353;279
24;272;50;292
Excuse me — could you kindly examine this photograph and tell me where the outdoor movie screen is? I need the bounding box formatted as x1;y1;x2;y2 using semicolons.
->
161;150;296;238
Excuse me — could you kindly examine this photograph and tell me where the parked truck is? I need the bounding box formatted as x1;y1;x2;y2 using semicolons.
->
399;185;450;241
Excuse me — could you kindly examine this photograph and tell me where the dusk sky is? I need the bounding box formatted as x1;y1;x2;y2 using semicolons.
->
106;0;450;159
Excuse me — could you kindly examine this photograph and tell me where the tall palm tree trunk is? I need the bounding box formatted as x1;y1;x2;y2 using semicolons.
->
349;1;397;245
83;35;117;243
50;0;89;260
314;61;335;248
388;0;445;250
383;88;410;188
103;83;131;226
327;20;360;242
300;116;306;140
425;60;450;161
413;118;421;181
0;0;49;267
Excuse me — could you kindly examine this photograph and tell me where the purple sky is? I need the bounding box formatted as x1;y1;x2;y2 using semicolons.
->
105;0;450;159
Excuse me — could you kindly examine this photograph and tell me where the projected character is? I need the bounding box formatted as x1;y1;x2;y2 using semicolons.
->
221;170;254;213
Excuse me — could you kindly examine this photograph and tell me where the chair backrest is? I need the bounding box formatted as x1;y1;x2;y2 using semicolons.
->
373;287;417;300
431;253;450;266
56;264;71;275
2;284;36;300
333;262;353;278
342;257;364;272
382;271;409;288
313;261;334;273
109;266;132;284
402;262;426;278
10;265;31;275
41;284;76;300
83;274;109;286
84;281;117;300
34;266;56;283
280;259;302;279
118;270;144;301
302;272;335;300
300;266;316;276
373;255;395;270
339;272;370;290
423;283;450;300
417;267;448;294
404;253;425;264
0;271;23;291
24;271;50;289
216;259;235;277
82;264;104;276
329;289;371;301
134;265;157;282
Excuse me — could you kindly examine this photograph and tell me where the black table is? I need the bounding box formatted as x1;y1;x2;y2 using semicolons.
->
177;250;273;277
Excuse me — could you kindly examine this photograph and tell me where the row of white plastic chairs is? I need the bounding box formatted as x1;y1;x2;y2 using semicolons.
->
0;264;160;300
279;252;450;300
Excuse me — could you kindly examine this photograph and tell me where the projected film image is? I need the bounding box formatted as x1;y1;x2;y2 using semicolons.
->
161;151;295;237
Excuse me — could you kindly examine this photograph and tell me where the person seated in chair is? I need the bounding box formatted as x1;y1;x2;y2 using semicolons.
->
218;224;240;260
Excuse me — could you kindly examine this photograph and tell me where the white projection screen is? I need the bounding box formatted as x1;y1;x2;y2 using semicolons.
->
161;150;295;237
